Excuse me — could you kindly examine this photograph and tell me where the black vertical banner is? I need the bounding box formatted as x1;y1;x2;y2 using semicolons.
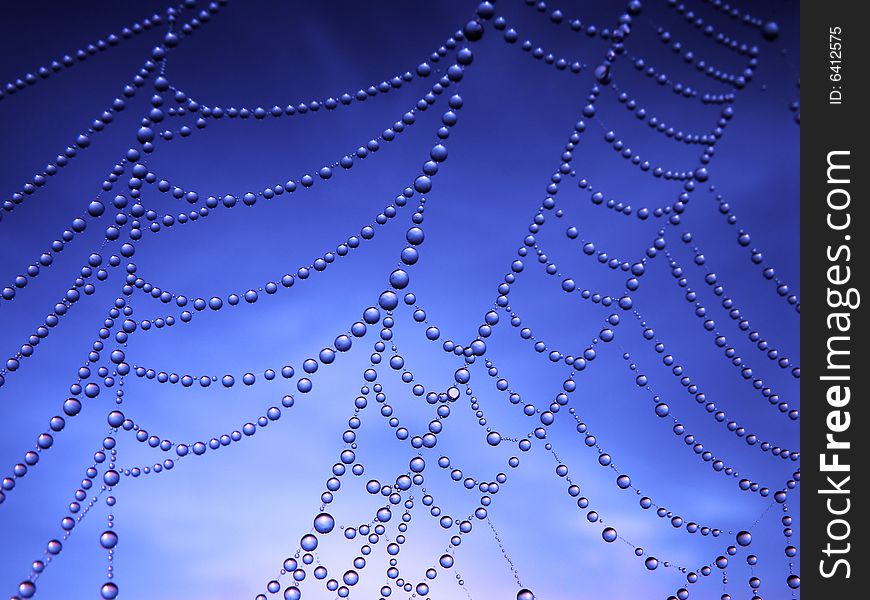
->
801;1;867;597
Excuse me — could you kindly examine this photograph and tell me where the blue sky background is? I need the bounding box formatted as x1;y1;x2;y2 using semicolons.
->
0;1;799;598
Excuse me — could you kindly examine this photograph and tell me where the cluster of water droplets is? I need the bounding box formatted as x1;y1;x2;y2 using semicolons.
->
1;1;799;599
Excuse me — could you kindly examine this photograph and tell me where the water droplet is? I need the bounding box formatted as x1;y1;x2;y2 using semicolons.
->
314;513;335;534
100;530;118;549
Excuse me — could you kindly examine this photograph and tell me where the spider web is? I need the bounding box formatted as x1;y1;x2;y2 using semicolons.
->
0;1;800;599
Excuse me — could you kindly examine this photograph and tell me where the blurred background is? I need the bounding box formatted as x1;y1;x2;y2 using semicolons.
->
0;1;799;598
